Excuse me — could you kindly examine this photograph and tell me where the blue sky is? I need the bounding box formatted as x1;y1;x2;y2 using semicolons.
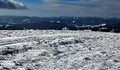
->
0;0;120;17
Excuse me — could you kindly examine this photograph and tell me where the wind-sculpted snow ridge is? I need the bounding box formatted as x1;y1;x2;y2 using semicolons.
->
0;30;120;70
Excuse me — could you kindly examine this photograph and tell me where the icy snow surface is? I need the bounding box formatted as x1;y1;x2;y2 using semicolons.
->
0;30;120;70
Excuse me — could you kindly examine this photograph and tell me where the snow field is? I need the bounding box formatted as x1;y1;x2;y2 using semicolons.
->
0;30;119;70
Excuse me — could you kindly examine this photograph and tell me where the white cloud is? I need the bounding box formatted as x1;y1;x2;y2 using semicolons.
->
0;0;27;9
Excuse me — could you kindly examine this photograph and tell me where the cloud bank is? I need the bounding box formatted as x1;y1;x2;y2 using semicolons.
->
42;0;120;17
0;0;27;9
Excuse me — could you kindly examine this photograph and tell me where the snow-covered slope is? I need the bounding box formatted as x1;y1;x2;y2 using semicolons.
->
0;30;120;70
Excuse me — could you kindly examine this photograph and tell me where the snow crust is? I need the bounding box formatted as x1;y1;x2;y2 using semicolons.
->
0;30;120;70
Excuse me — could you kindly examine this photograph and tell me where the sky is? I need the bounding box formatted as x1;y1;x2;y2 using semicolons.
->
0;0;120;17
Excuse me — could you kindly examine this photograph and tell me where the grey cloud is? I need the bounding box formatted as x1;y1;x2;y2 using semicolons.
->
42;0;56;2
42;0;120;17
0;0;27;9
42;0;100;8
42;0;120;9
54;1;98;8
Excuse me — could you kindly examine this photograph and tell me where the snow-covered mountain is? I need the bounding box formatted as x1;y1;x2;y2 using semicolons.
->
0;30;119;70
0;16;120;32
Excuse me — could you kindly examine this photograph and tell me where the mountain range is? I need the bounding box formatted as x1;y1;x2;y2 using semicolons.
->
0;16;120;32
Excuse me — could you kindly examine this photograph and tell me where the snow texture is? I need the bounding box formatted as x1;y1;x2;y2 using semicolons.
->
0;30;120;70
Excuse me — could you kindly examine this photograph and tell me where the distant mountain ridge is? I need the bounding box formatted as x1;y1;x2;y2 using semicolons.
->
0;16;120;32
